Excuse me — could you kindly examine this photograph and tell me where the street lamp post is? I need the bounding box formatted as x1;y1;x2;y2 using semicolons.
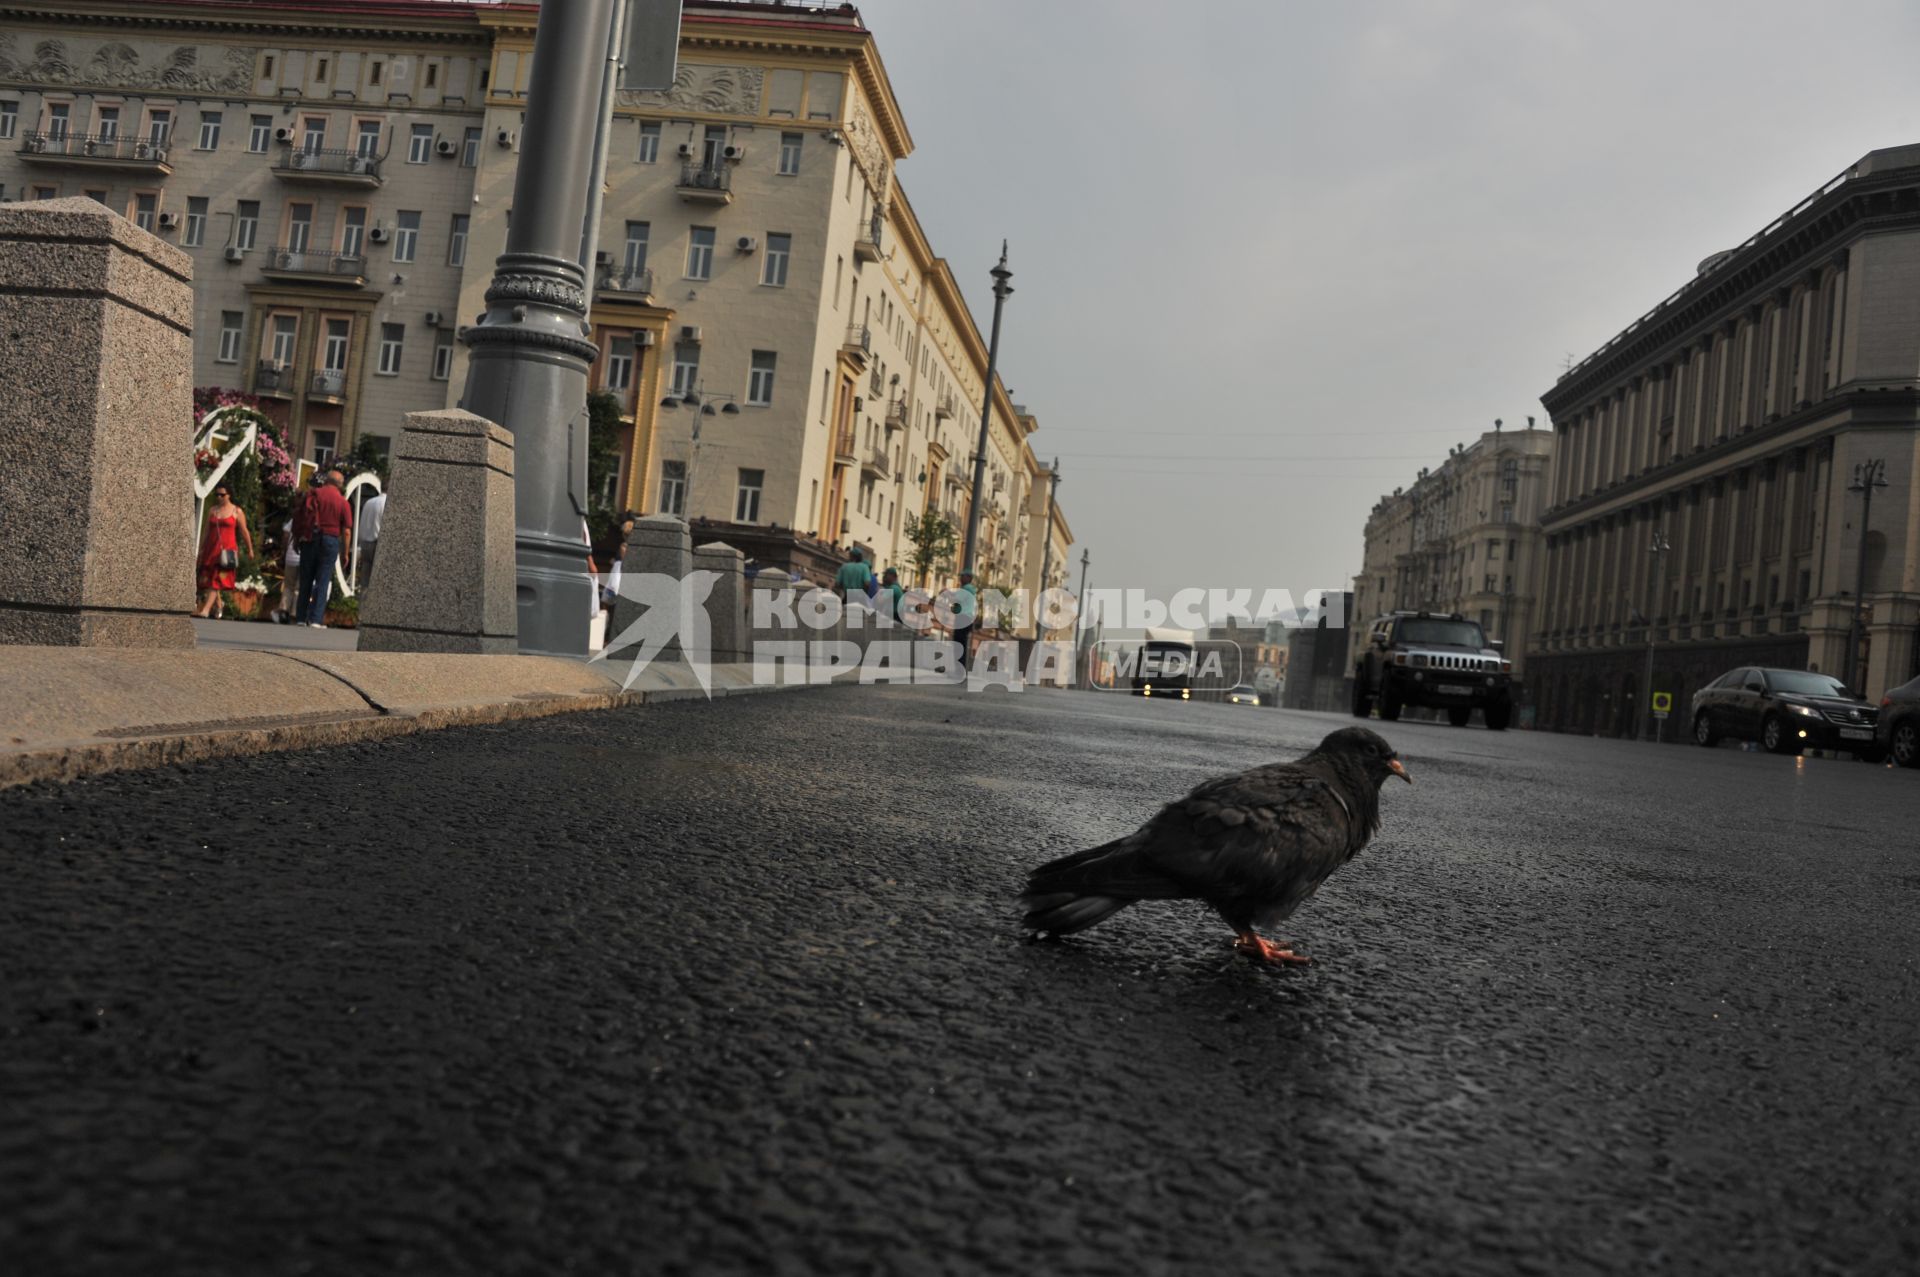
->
960;244;1013;579
1845;459;1888;693
1075;548;1090;639
658;384;742;519
1642;529;1670;743
1035;457;1061;633
458;0;618;656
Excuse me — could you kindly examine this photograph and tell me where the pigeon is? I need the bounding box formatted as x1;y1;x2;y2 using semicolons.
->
1021;726;1411;964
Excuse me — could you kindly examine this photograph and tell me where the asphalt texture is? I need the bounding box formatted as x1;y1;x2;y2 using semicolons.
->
2;685;1917;1276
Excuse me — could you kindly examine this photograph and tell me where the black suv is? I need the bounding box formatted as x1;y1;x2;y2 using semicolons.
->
1351;611;1513;730
1690;667;1881;758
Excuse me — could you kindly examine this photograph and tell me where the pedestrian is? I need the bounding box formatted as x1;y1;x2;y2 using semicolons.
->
946;569;980;668
834;547;872;603
356;488;387;590
879;566;904;621
591;530;629;613
192;484;255;619
295;469;353;628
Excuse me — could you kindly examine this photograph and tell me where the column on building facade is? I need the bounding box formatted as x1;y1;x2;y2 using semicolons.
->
1782;449;1807;605
1600;514;1623;635
1751;461;1777;623
1672;486;1699;622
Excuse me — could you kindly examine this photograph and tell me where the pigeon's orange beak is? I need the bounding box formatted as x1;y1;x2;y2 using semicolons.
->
1388;758;1412;784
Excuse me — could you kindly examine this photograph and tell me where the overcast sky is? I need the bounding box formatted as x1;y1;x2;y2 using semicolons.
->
852;0;1920;613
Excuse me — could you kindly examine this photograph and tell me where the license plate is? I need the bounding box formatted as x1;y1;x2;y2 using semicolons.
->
1438;684;1473;696
1840;727;1873;740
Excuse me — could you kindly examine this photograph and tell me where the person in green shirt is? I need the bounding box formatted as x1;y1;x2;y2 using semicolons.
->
947;569;980;668
833;548;873;601
879;566;905;620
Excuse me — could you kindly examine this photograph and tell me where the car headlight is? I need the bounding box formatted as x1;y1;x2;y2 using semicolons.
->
1788;703;1820;717
1411;654;1429;668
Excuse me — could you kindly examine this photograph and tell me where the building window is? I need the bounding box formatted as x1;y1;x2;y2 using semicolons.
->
82;188;106;204
339;206;367;258
0;102;15;140
462;126;481;167
356;119;382;158
701;124;726;169
623;221;649;272
659;460;686;517
448;214;469;266
377;322;404;375
301;116;326;152
263;55;275;79
248;114;271;152
286;202;314;253
31;185;58;200
762;232;790;287
607;336;635;391
685;226;714;280
217;311;243;363
369;60;384;87
735;469;764;523
197;111;221;150
45;103;70;140
184;196;207;247
95;105;119;141
637;120;661;163
747;350;776;406
394;210;420;262
235;199;259;250
130;192;158;233
311;428;338;467
671;345;699;397
778;131;802;176
269;314;298;367
321;318;350;372
407;123;433;164
425;63;438;89
432;330;454;381
145;109;170;146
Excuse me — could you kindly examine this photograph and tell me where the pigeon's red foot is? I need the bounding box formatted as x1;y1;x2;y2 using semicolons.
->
1234;932;1311;965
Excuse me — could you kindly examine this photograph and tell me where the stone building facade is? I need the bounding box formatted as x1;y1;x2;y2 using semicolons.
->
1531;144;1920;738
0;0;1070;600
1349;424;1555;678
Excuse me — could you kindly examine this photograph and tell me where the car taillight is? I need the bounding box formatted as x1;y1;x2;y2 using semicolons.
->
1882;695;1893;709
1500;660;1512;673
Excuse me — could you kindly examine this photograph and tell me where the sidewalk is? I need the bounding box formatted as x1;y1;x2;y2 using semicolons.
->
0;642;787;790
189;616;358;652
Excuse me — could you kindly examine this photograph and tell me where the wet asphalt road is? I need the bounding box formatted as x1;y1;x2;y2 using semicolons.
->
2;685;1917;1276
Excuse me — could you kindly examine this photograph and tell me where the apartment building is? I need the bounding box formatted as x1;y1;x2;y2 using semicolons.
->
1349;423;1554;677
458;2;1062;593
1532;144;1920;736
1;0;1071;596
0;0;494;469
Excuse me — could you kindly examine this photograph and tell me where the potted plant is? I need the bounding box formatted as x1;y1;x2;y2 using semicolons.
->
323;595;359;630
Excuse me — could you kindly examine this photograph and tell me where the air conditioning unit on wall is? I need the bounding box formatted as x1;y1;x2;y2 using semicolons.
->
680;325;702;344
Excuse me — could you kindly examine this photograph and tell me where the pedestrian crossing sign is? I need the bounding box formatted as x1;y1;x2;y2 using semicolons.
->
1652;691;1672;717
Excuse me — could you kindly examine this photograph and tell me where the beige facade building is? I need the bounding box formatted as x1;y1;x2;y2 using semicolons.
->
1531;144;1920;736
1350;423;1554;676
0;0;1071;602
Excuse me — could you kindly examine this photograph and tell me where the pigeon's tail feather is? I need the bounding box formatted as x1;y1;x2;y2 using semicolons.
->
1021;891;1131;936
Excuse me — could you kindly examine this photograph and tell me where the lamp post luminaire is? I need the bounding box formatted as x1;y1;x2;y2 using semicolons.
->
959;244;1013;580
658;384;741;520
1844;458;1888;694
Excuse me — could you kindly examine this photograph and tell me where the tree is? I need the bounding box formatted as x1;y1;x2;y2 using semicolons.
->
586;390;627;545
903;509;957;588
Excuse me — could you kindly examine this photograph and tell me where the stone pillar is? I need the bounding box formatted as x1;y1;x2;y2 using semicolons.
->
613;515;692;662
0;198;194;647
693;540;745;664
358;409;517;654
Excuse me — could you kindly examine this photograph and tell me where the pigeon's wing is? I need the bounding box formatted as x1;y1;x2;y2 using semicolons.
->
1132;763;1358;912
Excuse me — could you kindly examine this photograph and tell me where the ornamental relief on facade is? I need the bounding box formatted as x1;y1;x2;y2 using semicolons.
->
617;62;764;116
0;33;257;94
845;97;890;192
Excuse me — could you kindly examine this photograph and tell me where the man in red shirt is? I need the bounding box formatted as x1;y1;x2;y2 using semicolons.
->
295;469;354;627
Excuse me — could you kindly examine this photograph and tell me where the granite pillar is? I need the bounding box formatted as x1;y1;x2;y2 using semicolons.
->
693;540;745;664
0;198;195;647
613;515;691;663
357;409;518;654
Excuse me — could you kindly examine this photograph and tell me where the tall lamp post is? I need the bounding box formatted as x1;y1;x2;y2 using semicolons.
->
658;383;741;519
1641;528;1671;743
458;0;618;656
1845;459;1888;693
1035;457;1061;632
1075;547;1090;639
960;244;1013;579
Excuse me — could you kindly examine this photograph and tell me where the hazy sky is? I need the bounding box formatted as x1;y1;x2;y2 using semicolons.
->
852;0;1920;611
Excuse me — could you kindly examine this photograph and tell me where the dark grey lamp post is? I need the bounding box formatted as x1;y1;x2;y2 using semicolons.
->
659;386;741;519
959;244;1013;579
1845;459;1888;694
1036;457;1061;633
457;0;619;656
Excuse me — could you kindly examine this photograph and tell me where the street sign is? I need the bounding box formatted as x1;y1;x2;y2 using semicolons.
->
620;0;683;91
1652;690;1672;718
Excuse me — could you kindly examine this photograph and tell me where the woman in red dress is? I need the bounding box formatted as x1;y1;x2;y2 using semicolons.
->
194;484;256;618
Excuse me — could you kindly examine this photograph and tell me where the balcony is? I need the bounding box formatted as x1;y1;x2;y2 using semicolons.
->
272;145;384;188
841;324;872;368
676;161;732;204
17;131;172;176
868;369;884;398
261;247;368;287
833;427;858;466
254;361;294;398
309;368;348;401
596;265;655;302
934;390;957;420
854;214;884;264
885;398;908;431
863;445;891;480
